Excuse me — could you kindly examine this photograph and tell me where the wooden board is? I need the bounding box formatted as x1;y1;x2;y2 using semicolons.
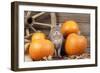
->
56;13;90;23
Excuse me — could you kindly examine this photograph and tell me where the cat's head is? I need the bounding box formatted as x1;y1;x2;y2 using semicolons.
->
51;24;62;31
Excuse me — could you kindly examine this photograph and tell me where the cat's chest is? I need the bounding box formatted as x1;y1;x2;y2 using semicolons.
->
51;31;62;41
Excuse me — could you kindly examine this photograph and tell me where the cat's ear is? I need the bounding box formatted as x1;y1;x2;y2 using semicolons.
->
59;23;62;27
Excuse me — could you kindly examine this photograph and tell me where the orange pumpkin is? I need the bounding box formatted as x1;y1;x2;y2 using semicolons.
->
29;39;55;60
61;20;80;36
65;33;87;56
31;32;46;42
29;40;44;60
43;40;55;57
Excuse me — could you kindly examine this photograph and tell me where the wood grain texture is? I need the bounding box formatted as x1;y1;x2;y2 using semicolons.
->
56;13;90;23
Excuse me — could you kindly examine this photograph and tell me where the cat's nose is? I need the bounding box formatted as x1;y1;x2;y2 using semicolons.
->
56;24;59;25
55;32;58;34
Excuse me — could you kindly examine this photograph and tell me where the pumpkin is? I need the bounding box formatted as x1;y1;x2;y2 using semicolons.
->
61;20;80;36
29;39;44;60
65;33;87;56
43;40;55;57
31;32;46;41
29;39;55;60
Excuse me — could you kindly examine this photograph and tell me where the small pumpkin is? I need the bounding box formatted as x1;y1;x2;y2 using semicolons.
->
65;33;88;56
61;20;80;36
31;32;46;41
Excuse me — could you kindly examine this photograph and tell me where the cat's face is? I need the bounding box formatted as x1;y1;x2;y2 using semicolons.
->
52;24;61;31
49;24;63;44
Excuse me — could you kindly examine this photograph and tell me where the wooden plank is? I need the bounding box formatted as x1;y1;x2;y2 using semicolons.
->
86;36;90;48
32;12;46;19
78;23;90;36
56;13;90;23
35;13;51;24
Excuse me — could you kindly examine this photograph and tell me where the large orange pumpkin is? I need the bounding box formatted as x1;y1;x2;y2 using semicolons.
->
61;20;80;36
29;40;44;60
65;33;87;56
43;40;55;57
29;39;55;60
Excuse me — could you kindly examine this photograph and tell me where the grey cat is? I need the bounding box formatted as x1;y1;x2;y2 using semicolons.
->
49;24;63;57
